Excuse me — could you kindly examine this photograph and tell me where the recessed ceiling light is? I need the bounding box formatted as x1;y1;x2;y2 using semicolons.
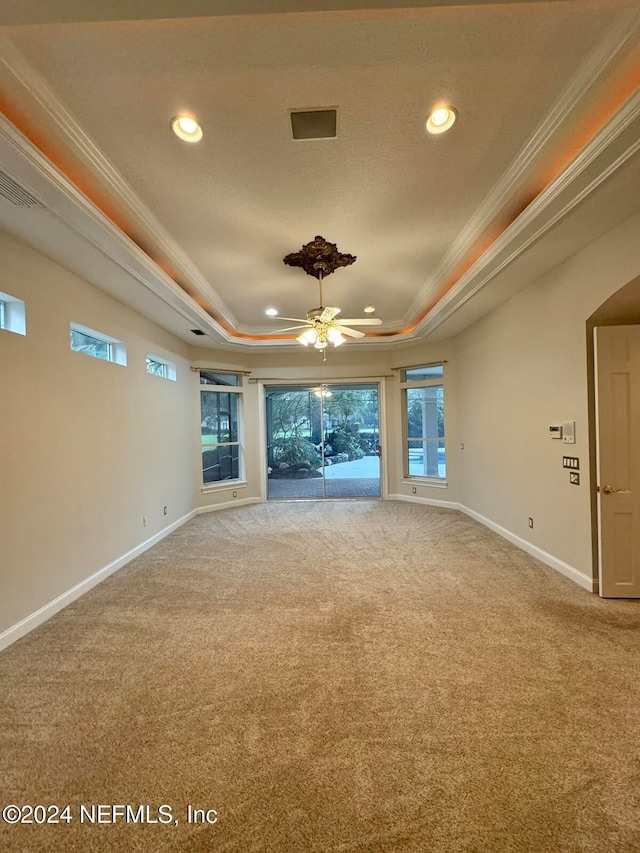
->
363;305;376;314
426;106;457;135
171;115;203;143
265;307;278;316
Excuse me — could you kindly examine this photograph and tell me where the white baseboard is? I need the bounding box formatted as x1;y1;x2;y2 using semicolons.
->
391;493;596;593
195;497;262;515
0;510;196;653
388;493;462;511
0;498;265;653
460;505;596;592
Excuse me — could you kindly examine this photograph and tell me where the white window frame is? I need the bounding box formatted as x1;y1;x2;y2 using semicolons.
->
200;371;245;491
400;363;447;485
0;290;26;336
146;354;177;381
70;322;127;365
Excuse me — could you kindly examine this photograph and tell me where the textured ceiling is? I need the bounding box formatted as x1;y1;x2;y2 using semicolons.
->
0;0;639;349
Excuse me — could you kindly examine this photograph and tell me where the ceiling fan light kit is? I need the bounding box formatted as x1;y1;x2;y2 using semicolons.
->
275;236;382;359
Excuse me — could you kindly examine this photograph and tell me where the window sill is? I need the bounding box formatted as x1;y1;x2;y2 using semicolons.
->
402;478;448;489
201;480;247;495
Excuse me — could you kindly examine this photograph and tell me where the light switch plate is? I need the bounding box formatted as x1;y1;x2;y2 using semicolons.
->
563;456;579;470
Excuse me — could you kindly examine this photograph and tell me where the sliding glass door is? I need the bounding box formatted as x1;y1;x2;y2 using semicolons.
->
266;384;381;500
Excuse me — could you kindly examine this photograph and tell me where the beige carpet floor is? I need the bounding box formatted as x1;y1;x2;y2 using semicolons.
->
1;501;640;853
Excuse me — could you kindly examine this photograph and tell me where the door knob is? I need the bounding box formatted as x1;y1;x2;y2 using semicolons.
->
601;485;630;494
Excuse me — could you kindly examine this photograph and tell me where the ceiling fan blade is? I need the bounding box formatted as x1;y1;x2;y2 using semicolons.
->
274;325;312;332
336;318;383;325
334;325;365;338
274;316;310;323
320;306;341;322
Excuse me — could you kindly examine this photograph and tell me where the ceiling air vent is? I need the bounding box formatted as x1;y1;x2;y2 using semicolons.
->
0;170;41;207
191;329;206;336
290;109;337;140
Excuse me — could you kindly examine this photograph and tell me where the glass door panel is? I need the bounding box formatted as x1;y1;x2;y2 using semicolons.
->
323;385;380;498
266;384;380;500
266;388;324;500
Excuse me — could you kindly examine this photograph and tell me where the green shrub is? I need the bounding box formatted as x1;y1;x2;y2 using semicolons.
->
271;437;321;468
327;425;365;460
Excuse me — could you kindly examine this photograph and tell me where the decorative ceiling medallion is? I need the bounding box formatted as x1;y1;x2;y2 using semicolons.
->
283;235;356;279
273;237;381;360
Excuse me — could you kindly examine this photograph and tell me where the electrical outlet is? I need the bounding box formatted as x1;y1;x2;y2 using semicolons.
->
232;490;237;498
143;517;148;527
570;472;580;485
528;517;534;529
412;487;417;495
163;506;168;515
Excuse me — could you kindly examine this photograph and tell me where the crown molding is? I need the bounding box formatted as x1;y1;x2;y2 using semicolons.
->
417;89;640;336
404;8;640;328
0;36;240;333
0;114;233;342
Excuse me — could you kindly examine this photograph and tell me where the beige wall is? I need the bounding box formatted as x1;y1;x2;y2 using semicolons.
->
0;230;196;638
456;211;640;583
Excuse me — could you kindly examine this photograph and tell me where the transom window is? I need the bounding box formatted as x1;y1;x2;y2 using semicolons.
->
401;363;446;480
200;371;239;386
0;290;26;336
146;355;177;381
70;323;126;365
200;371;243;484
71;329;111;361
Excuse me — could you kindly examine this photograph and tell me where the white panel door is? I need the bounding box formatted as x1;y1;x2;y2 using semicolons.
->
594;325;640;598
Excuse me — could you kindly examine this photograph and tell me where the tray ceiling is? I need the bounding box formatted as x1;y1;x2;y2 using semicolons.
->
0;0;639;349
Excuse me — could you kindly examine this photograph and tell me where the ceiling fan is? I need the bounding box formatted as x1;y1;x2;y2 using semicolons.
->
271;236;382;356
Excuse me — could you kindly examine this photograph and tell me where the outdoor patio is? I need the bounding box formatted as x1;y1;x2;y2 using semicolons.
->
267;455;380;499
